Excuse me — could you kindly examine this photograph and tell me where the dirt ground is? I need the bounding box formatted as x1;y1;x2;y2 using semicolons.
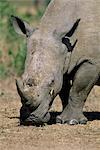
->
0;78;100;150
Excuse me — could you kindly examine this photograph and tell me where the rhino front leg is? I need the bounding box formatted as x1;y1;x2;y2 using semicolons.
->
57;62;99;125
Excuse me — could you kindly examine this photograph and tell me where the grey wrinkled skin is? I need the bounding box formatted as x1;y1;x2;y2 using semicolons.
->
12;0;100;125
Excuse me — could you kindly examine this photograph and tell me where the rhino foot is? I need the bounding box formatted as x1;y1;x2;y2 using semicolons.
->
56;107;88;125
56;116;87;125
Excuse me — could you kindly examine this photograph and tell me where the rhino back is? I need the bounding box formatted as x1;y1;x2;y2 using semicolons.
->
39;0;78;37
39;0;100;72
68;0;100;73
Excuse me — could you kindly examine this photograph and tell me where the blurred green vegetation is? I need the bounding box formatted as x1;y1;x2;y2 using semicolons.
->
0;0;50;79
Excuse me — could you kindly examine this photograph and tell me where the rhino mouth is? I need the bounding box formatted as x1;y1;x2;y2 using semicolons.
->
22;113;50;126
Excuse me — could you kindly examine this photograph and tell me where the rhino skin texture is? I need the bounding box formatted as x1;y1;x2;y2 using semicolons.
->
12;0;100;125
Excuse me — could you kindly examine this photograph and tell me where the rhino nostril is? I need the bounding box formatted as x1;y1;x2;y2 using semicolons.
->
26;78;33;87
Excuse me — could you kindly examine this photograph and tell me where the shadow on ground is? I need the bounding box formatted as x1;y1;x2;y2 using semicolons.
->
84;112;100;121
8;111;100;126
48;111;100;125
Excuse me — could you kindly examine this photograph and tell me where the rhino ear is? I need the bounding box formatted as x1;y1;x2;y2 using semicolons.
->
11;15;35;37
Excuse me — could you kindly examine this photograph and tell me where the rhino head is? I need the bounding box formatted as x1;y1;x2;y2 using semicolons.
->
11;15;79;125
11;16;66;125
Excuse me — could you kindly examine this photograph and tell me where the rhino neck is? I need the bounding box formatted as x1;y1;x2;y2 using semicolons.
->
39;0;77;39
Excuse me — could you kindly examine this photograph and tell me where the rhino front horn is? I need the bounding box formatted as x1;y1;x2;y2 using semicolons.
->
16;78;24;97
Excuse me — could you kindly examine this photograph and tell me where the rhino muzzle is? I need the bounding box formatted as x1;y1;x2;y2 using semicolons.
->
16;79;51;125
20;105;50;125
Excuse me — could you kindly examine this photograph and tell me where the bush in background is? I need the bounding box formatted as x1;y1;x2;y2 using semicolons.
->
0;0;50;78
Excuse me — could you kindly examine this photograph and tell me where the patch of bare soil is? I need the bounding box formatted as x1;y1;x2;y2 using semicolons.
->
0;78;100;150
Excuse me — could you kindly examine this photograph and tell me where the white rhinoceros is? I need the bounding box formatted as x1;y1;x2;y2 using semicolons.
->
12;0;100;125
